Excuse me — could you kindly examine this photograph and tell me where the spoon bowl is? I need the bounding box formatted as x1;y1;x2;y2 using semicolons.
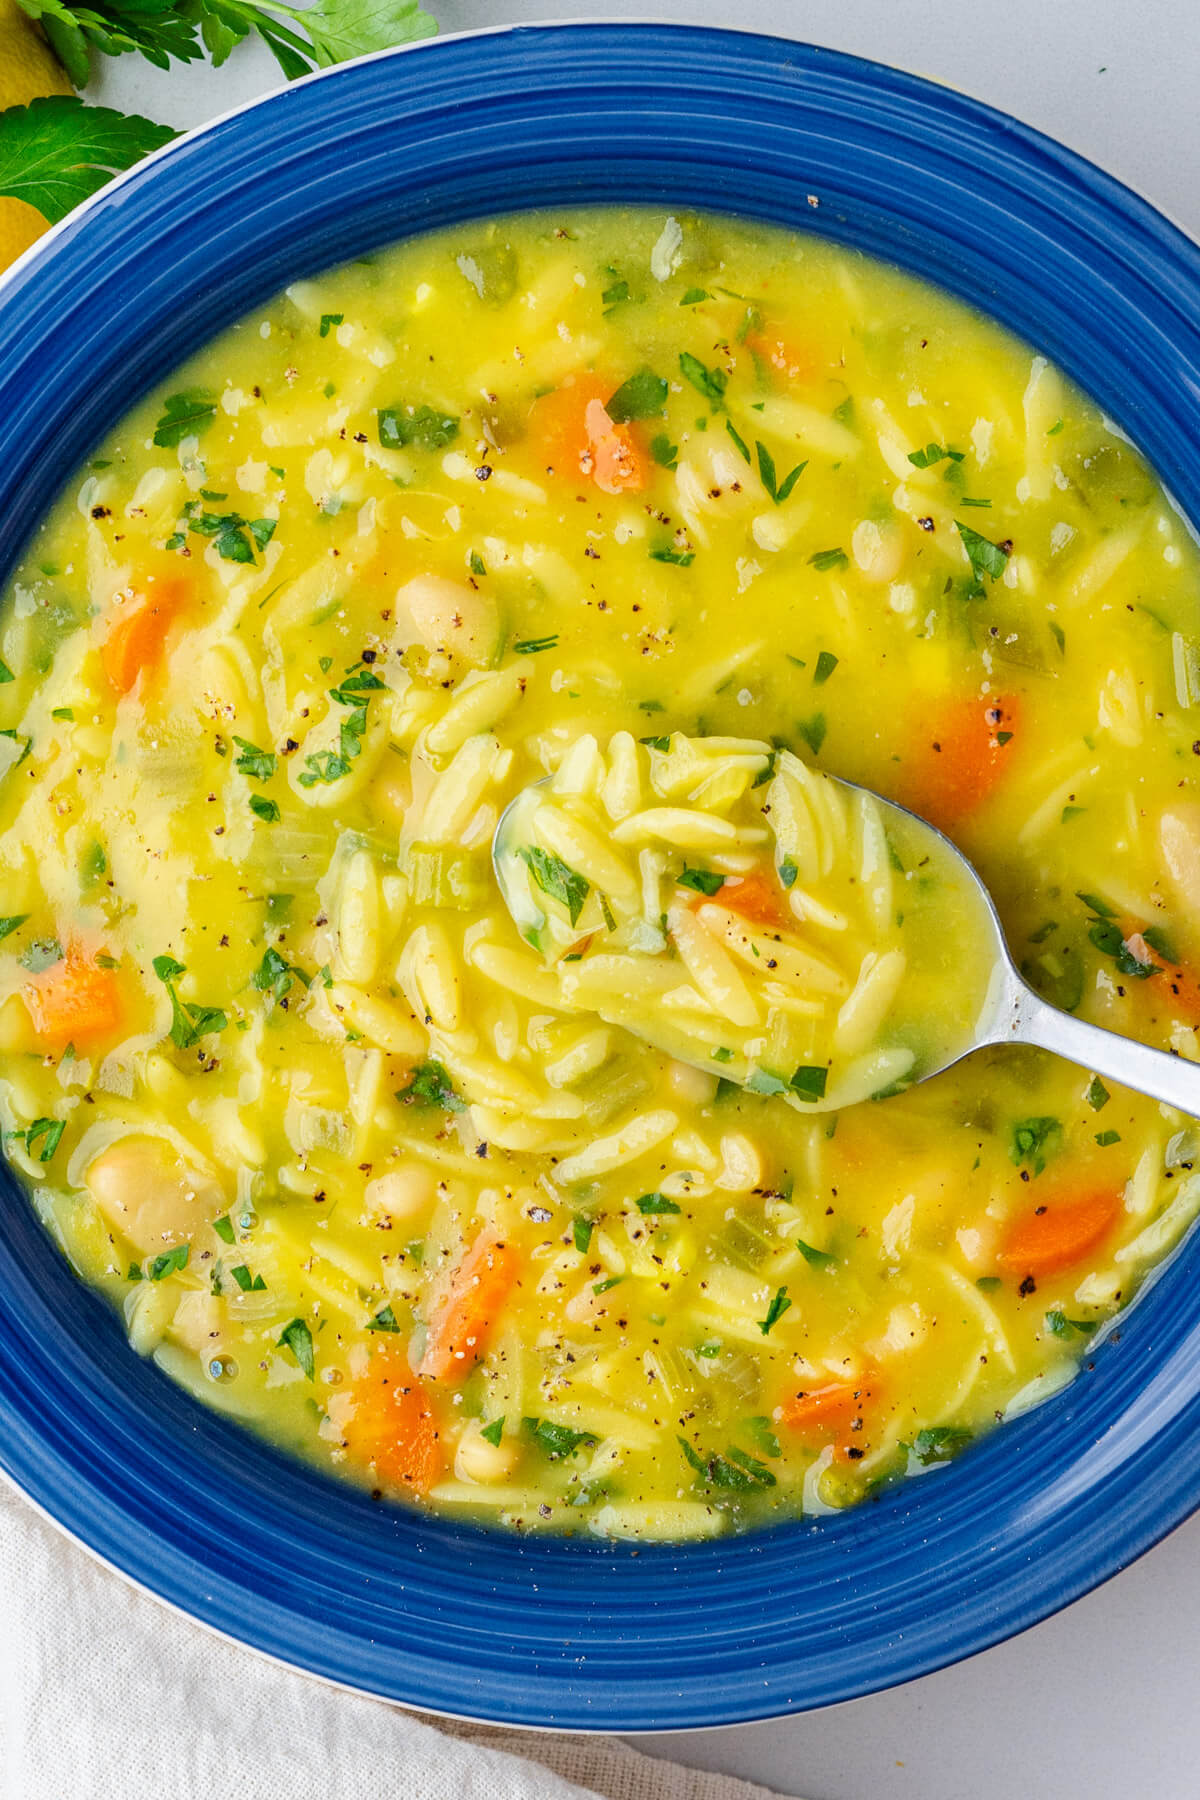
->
494;757;1200;1118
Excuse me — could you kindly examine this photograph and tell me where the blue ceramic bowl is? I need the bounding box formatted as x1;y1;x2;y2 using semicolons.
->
3;23;1200;1731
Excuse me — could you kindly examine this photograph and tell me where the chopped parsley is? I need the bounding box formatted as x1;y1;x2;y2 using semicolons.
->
377;404;459;450
147;1243;189;1281
1095;1129;1122;1147
677;867;726;897
678;351;727;406
955;520;1009;581
790;1065;828;1101
1009;1115;1062;1176
0;913;29;942
572;1216;594;1254
252;946;310;1004
911;1425;972;1465
678;1436;776;1491
183;504;275;564
480;1417;506;1447
395;1059;466;1112
796;1238;836;1269
152;953;227;1050
755;440;806;505
319;313;343;337
808;547;848;572
11;1116;64;1162
0;659;12;684
907;442;964;470
277;1317;315;1379
636;1192;681;1215
526;1418;595;1459
649;433;679;471
605;369;668;421
212;1215;236;1245
1087;1076;1110;1112
232;736;276;781
813;650;839;685
229;1263;266;1293
758;1285;792;1334
153;389;216;449
249;795;280;823
297;664;385;788
513;635;559;654
367;1305;401;1332
649;545;694;566
520;845;589;925
1045;1310;1097;1338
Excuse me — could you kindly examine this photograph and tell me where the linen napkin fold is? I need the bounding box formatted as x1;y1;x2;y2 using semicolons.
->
0;1481;789;1800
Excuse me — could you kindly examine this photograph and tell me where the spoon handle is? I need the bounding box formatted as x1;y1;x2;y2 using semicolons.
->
1001;972;1200;1116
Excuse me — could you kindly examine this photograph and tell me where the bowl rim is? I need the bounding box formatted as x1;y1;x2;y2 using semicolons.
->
3;18;1200;1733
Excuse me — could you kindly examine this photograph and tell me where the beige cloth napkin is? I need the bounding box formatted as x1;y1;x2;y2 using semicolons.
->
0;1481;788;1799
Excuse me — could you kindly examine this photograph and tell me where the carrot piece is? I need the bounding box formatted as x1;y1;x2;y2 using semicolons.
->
342;1347;443;1494
743;329;820;384
100;578;188;693
998;1188;1121;1280
778;1370;881;1438
23;946;122;1048
704;868;792;932
529;375;649;496
418;1224;519;1383
900;692;1019;832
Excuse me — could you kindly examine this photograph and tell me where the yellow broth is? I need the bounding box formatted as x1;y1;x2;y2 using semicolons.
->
2;208;1200;1539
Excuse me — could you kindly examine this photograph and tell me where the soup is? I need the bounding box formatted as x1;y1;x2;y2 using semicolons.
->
2;209;1199;1540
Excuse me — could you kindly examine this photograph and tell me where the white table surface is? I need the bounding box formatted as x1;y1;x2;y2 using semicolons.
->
91;6;1200;1797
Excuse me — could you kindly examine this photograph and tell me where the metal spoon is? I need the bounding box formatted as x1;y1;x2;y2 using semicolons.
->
494;774;1200;1116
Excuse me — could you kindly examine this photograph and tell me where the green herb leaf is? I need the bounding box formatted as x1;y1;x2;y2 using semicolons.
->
249;795;280;823
148;1242;189;1281
572;1216;593;1254
1087;1075;1110;1112
796;1238;836;1269
606;369;667;422
480;1416;505;1447
778;857;798;889
754;439;807;505
252;946;310;1003
955;520;1009;581
911;1424;972;1465
759;1285;792;1334
592;1275;622;1294
1076;891;1116;919
649;545;694;566
153;386;216;449
395;1059;465;1112
907;442;963;469
1009;1115;1062;1175
649;433;678;470
725;419;751;464
367;1304;401;1332
229;1263;266;1292
520;845;589;925
1095;1129;1122;1147
0;914;29;942
797;713;826;756
319;313;343;337
19;937;63;974
20;1116;64;1161
790;1065;828;1102
636;1192;681;1215
278;1316;315;1379
742;1415;782;1458
677;867;725;897
813;650;838;685
212;1214;235;1245
528;1417;594;1459
679;287;710;305
808;547;848;572
512;635;558;655
0;659;13;684
378;403;459;450
152;955;227;1050
0;97;175;226
678;350;727;407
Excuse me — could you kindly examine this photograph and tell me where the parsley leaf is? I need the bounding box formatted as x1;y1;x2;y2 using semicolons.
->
480;1416;505;1447
1009;1115;1062;1175
911;1425;972;1465
605;369;667;422
955;520;1009;581
15;1116;64;1161
758;1285;792;1334
808;547;848;572
0;914;27;944
367;1304;400;1332
789;1065;828;1101
678;351;727;406
378;403;458;450
755;440;806;505
153;387;216;449
676;867;725;897
572;1216;593;1254
906;442;963;469
249;794;280;823
520;845;589;926
649;433;678;471
278;1316;315;1379
395;1059;465;1112
148;1242;189;1281
0;97;175;225
233;736;276;781
813;650;838;685
527;1417;595;1459
796;1238;836;1269
252;946;309;1003
212;1215;235;1245
636;1192;680;1215
512;635;558;655
1086;1075;1110;1112
152;955;227;1050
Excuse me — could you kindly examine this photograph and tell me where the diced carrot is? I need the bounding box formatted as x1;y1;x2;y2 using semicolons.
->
778;1369;882;1439
342;1347;443;1494
998;1188;1121;1280
23;946;122;1048
701;867;792;932
418;1224;519;1383
528;375;649;496
100;578;189;694
900;692;1019;833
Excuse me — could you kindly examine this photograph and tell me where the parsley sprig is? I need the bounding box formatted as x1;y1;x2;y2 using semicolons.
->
153;953;227;1050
